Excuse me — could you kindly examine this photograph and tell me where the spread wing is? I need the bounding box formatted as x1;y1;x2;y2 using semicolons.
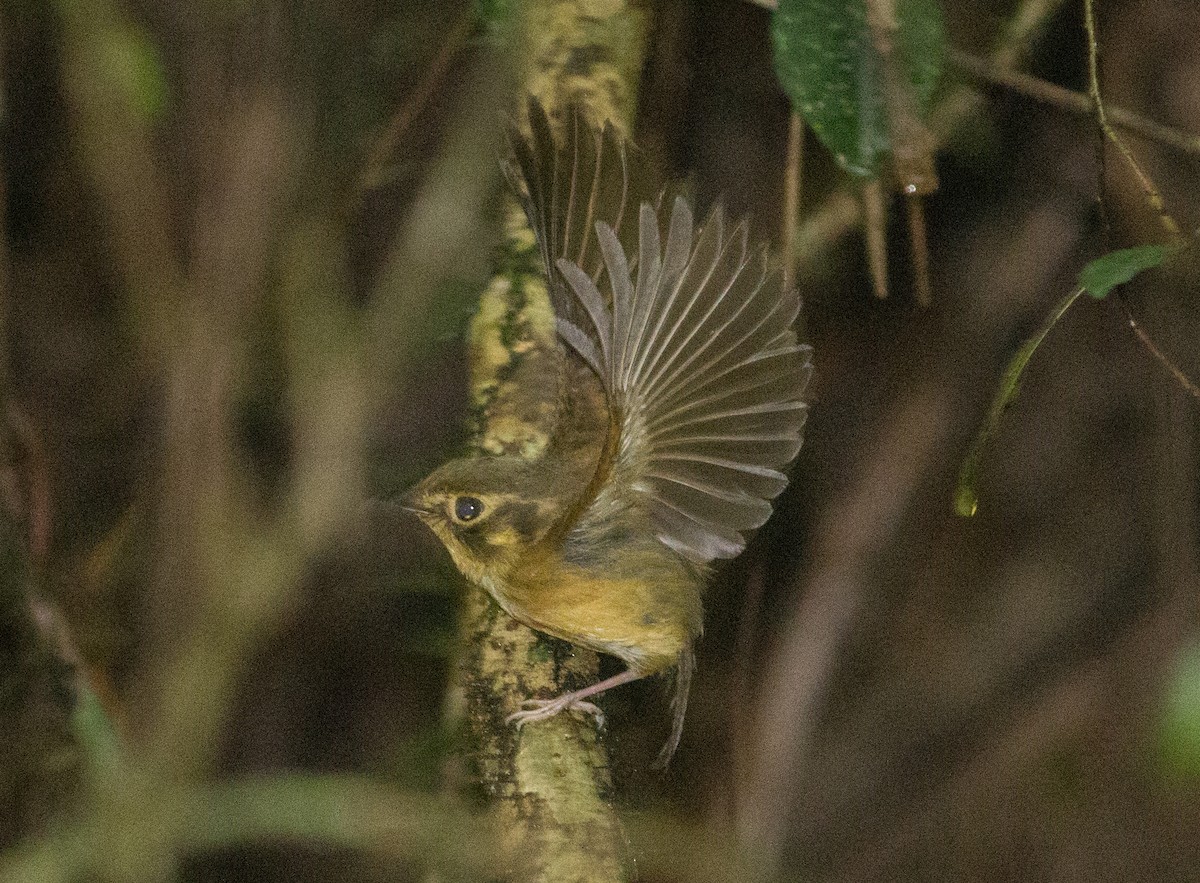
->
555;198;813;563
505;100;659;337
505;100;811;562
556;196;811;561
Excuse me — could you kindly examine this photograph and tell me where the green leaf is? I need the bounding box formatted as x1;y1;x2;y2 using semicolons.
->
954;287;1085;517
98;26;168;121
1159;642;1200;781
771;0;945;177
71;680;128;788
473;0;515;39
1078;244;1169;299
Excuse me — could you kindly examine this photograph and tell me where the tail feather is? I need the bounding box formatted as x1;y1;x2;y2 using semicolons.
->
654;648;695;768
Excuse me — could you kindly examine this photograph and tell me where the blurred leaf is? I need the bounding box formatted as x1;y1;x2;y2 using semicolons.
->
1159;641;1200;781
771;0;945;177
473;0;515;33
71;680;128;789
1078;244;1170;299
97;25;168;121
955;287;1085;516
0;774;496;882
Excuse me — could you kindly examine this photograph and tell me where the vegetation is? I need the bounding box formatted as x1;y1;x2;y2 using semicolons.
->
2;0;1198;880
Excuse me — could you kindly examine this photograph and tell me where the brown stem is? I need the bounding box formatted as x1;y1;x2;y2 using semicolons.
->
863;179;889;299
905;194;931;308
1121;300;1200;401
949;48;1200;156
1082;0;1181;240
865;0;938;196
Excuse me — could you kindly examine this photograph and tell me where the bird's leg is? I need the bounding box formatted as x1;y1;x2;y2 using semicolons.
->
506;668;644;729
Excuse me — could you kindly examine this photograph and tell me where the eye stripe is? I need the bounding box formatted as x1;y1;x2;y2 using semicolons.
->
504;501;541;542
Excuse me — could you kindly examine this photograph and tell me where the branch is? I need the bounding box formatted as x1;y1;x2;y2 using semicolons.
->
780;112;805;294
1082;0;1181;240
1122;302;1200;401
453;2;651;881
948;48;1200;157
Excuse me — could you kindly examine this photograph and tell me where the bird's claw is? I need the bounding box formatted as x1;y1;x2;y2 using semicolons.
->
506;696;606;729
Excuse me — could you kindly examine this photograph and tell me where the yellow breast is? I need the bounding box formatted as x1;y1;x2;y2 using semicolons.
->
483;544;700;675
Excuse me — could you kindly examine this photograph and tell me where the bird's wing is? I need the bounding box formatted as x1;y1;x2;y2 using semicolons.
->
555;197;813;563
505;100;658;350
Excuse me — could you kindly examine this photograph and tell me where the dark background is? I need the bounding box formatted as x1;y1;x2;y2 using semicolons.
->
3;0;1200;880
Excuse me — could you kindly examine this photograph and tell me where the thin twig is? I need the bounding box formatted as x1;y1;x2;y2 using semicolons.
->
358;6;477;194
905;195;931;308
1080;0;1198;404
949;48;1200;156
862;178;889;298
1083;0;1180;239
781;112;805;292
1122;302;1200;400
866;0;938;195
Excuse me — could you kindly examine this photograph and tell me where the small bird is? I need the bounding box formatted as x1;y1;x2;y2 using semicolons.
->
405;102;812;764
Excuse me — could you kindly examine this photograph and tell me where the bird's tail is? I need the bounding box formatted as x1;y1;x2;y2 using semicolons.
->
654;648;695;768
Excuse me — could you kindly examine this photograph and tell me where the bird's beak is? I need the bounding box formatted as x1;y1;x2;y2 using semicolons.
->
394;484;425;516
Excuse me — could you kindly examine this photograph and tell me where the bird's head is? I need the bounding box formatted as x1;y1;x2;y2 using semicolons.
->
401;456;567;586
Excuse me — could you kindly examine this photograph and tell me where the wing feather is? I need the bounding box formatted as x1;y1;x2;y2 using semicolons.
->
507;100;650;318
559;198;812;562
556;319;606;382
508;100;812;563
632;213;748;401
555;259;612;369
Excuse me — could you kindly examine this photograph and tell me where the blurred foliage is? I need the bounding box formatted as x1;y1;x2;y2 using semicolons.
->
473;0;519;35
92;22;167;122
69;682;126;791
2;0;1200;880
1159;641;1200;782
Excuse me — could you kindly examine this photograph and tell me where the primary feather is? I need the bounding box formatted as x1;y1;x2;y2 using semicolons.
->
557;198;813;563
507;99;811;564
505;101;658;342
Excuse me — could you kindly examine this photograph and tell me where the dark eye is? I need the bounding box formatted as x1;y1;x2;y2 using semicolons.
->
454;496;484;522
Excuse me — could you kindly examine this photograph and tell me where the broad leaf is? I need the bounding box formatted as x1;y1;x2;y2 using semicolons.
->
772;0;945;177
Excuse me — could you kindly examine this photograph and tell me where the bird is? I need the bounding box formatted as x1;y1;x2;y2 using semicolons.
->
404;100;812;765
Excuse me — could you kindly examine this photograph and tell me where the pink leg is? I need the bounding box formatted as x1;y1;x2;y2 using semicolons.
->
506;669;644;730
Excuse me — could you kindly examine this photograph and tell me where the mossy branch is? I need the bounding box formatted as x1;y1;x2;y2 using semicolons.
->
455;1;650;880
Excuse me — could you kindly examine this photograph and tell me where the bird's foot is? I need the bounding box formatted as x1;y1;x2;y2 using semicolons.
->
506;694;606;729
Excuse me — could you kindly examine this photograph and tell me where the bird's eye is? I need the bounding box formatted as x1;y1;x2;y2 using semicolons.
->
453;496;484;522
